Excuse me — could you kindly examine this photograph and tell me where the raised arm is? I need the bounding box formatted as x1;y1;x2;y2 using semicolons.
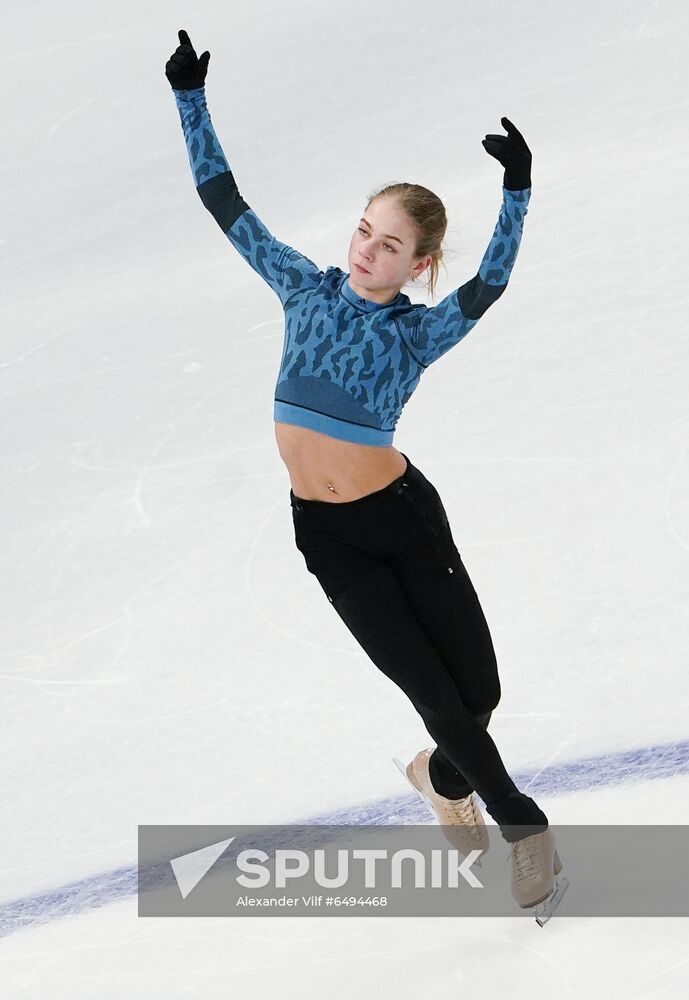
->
407;184;531;369
166;30;321;305
400;117;533;369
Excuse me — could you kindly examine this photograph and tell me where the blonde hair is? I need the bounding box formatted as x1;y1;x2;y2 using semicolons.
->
365;182;449;302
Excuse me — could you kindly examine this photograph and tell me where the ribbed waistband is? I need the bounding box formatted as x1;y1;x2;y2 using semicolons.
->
290;453;412;512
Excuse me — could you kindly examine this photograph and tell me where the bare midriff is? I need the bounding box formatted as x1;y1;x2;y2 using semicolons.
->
275;421;408;502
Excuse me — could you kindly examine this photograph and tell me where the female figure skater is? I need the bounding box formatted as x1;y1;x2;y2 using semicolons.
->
166;29;566;921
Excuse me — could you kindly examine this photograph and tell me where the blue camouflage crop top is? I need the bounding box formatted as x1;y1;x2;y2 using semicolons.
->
173;86;532;447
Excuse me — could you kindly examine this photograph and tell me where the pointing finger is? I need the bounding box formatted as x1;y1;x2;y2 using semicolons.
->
501;117;524;141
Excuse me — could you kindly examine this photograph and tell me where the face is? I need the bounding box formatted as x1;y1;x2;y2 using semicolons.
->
347;196;432;304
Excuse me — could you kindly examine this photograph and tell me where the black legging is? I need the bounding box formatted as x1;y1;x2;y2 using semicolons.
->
290;453;548;844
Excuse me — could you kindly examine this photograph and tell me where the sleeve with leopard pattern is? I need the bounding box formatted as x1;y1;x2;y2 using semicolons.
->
173;86;322;306
404;186;531;369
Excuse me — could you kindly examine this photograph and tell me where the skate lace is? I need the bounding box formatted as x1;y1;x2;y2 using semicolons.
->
445;794;482;841
506;834;543;880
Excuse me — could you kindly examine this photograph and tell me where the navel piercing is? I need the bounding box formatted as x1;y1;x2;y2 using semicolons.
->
327;482;337;493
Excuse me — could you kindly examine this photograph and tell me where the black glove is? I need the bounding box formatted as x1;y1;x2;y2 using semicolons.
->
482;117;532;191
165;29;211;92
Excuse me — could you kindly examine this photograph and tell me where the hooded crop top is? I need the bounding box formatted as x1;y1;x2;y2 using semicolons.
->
173;86;532;447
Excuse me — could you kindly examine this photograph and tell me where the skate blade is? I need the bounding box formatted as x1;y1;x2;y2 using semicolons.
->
533;873;569;926
391;757;483;869
392;756;414;785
